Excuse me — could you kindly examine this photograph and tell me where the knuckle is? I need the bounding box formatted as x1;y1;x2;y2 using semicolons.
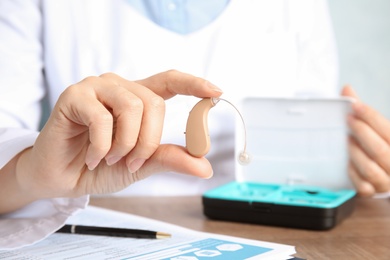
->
99;72;117;78
363;162;380;180
149;95;165;110
372;143;390;160
62;83;83;96
97;109;113;122
81;75;101;85
100;72;121;83
92;110;114;129
100;72;121;87
127;97;144;112
59;84;88;104
135;136;160;156
349;119;365;134
163;69;180;82
61;76;101;100
116;137;137;151
143;140;160;153
165;69;180;77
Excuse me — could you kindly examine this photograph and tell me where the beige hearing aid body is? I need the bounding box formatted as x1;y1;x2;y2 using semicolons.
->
185;98;217;157
185;97;251;164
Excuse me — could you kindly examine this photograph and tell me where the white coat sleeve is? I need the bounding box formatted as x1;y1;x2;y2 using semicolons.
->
290;0;339;97
0;129;90;251
0;0;89;250
0;195;89;250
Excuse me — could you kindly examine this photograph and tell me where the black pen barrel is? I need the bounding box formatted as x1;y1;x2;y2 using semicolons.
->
78;226;156;238
56;225;157;238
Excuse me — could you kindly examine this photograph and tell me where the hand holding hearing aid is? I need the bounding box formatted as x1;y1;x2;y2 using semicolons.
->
3;71;223;213
185;97;251;165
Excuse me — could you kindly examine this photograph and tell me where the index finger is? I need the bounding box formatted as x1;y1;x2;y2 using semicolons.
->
135;70;223;100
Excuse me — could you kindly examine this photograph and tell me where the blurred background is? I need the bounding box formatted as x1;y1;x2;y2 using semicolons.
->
40;0;390;126
328;0;390;118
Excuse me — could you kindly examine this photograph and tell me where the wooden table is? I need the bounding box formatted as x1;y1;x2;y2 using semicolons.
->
90;196;390;259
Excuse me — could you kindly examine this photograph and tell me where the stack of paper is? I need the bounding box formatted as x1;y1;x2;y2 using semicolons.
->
0;206;295;259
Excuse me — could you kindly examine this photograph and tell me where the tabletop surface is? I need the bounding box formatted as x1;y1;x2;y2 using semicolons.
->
90;196;390;260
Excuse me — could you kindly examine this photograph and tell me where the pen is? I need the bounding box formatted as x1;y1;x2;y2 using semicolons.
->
56;224;171;239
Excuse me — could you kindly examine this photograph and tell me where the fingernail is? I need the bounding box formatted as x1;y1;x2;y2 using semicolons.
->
128;158;146;173
86;159;100;171
205;170;214;179
106;156;122;166
206;81;223;93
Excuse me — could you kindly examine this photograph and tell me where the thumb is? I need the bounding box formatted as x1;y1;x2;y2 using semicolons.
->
132;144;213;182
341;84;360;100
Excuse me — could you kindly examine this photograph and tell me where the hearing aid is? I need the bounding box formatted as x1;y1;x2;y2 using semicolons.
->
185;97;251;165
185;98;218;157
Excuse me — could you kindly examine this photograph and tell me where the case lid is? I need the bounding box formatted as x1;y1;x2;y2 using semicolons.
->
235;97;354;190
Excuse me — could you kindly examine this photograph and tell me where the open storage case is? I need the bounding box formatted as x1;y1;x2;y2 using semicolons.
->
202;97;357;230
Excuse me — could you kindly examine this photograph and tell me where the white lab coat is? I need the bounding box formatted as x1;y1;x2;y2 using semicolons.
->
0;0;338;249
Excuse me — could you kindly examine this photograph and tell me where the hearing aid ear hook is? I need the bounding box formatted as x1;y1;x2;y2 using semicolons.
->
185;97;251;165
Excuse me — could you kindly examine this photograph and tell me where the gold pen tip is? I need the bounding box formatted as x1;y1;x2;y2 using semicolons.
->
156;232;172;239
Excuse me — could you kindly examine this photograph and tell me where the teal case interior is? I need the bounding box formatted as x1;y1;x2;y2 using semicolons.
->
203;181;356;209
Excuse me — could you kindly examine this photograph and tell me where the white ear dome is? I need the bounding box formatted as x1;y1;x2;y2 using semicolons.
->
238;151;251;165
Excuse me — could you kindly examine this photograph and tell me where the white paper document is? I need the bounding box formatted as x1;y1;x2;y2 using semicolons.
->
0;206;295;259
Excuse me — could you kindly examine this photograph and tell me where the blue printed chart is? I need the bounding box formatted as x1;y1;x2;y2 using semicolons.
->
160;238;272;259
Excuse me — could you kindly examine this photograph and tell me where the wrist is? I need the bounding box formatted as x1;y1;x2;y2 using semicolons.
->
15;147;43;202
0;147;39;214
